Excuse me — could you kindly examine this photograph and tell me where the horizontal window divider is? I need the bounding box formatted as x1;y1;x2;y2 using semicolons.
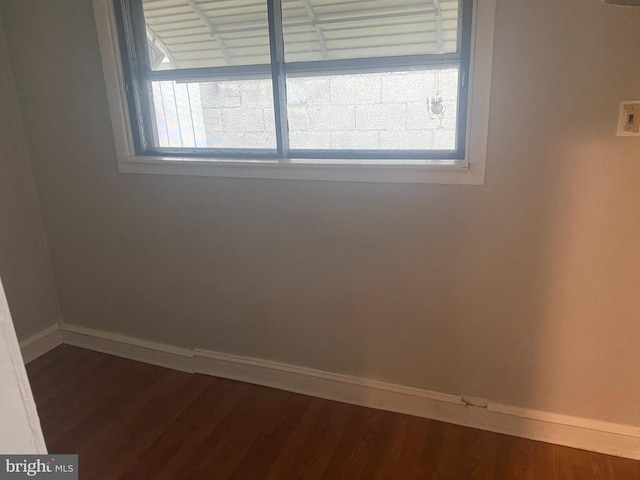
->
142;149;463;161
142;54;461;83
284;53;461;75
287;158;469;167
144;64;272;81
142;148;280;159
288;149;464;160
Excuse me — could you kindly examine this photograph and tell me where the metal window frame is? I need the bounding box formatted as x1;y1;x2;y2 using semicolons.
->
114;0;473;162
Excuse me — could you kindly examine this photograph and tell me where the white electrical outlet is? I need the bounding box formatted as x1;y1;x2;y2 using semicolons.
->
617;100;640;136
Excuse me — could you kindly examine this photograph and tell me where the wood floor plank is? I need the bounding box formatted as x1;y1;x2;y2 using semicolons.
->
291;401;355;480
495;434;533;480
46;356;168;451
27;346;639;480
528;437;555;479
327;409;396;480
27;346;108;408
25;343;73;377
151;380;253;480
552;443;576;480
263;398;338;480
372;415;439;479
227;393;310;480
118;378;230;480
432;423;465;479
456;426;498;480
83;370;211;479
185;387;303;479
317;404;372;480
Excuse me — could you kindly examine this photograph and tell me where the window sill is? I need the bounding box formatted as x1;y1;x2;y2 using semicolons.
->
117;156;484;184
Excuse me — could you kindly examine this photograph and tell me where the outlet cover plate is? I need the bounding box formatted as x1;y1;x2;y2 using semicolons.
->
617;100;640;136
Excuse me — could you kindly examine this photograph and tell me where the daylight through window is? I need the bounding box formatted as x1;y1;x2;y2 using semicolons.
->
115;0;473;163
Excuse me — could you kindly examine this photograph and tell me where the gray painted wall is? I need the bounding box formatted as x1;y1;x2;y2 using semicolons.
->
0;0;639;426
0;17;60;340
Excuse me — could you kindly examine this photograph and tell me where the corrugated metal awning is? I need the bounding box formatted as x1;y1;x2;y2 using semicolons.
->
142;0;460;70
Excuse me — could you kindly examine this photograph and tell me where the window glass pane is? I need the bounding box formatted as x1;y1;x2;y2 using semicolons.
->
149;78;276;149
282;0;459;62
141;0;271;70
286;67;458;150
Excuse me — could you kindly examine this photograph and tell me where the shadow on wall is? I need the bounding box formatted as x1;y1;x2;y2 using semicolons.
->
0;15;60;341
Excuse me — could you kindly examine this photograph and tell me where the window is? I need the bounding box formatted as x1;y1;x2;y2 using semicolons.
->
94;0;495;183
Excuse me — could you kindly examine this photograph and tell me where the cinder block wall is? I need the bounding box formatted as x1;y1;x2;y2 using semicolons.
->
200;68;458;150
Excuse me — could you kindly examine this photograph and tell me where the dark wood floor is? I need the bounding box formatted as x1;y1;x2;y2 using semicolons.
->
27;345;639;480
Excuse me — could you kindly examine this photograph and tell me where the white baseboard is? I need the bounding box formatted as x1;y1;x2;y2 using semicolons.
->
468;404;640;460
61;324;194;373
194;349;468;426
19;324;62;363
26;323;640;460
194;349;640;460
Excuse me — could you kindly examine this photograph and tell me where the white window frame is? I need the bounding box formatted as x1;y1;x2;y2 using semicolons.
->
93;0;495;184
